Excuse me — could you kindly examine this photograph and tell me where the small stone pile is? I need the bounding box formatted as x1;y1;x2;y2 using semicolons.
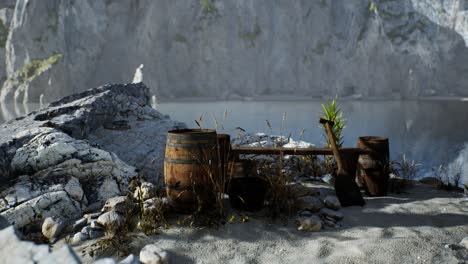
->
291;183;344;232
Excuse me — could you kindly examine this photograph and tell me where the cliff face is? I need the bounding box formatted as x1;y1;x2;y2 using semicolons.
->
1;0;468;103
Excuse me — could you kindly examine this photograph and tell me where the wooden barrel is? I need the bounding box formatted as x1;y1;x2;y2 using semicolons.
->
164;129;219;212
357;136;390;196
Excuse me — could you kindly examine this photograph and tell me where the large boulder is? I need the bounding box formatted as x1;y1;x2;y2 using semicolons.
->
0;226;82;264
0;83;185;229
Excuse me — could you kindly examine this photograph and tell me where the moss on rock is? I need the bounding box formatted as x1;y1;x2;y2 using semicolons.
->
18;53;63;82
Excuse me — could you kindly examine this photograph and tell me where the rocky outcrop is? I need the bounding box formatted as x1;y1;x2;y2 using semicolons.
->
1;0;468;103
0;82;184;228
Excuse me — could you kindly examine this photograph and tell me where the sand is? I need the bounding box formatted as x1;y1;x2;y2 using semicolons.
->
74;183;468;264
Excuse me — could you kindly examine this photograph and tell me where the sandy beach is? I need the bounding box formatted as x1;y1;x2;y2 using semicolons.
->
71;183;467;264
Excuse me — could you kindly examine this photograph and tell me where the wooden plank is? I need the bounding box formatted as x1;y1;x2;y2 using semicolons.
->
232;146;369;156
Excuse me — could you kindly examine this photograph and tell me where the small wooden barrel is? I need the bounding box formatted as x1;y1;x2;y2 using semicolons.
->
357;136;390;196
164;129;219;212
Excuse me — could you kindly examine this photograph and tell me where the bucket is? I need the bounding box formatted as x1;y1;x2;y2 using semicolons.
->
164;129;219;212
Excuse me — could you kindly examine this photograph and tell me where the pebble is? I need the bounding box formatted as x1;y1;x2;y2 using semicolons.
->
296;216;322;232
81;226;92;235
298;196;323;212
89;230;105;239
460;237;468;249
97;210;126;232
90;220;104;230
322;195;341;210
319;208;344;221
102;196;134;214
140;244;169;264
119;254;139;264
71;232;88;245
42;216;65;242
72;218;88;232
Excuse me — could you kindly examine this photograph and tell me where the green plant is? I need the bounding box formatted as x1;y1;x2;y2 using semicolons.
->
201;0;216;14
369;1;378;14
320;97;346;148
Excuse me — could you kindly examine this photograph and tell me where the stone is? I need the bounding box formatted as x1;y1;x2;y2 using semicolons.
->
296;216;322;232
419;177;443;187
0;84;185;231
140;244;169;264
321;174;334;185
322;195;341;210
119;254;139;264
0;226;81;264
134;182;158;201
445;244;463;251
71;218;88;232
0;215;10;230
97;211;126;232
460;237;468;249
42;216;65;242
94;258;117;264
85;213;101;222
287;183;320;197
71;232;88;245
319;208;344;221
102;196;134;214
89;230;105;239
90;220;104;230
143;197;169;216
81;226;92;235
298;196;323;212
2;190;82;229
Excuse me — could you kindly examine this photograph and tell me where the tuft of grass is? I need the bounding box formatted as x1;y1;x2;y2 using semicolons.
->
391;154;420;181
201;0;216;14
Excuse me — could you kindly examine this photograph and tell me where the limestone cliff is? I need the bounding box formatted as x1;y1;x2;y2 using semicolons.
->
1;0;468;103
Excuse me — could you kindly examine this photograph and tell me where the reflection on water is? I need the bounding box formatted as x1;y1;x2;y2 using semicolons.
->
157;100;468;179
2;100;468;180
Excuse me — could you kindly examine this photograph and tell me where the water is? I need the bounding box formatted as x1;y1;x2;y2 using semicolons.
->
157;100;468;181
2;100;468;181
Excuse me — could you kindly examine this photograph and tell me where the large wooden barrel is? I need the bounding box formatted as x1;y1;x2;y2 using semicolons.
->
357;136;390;196
164;129;219;212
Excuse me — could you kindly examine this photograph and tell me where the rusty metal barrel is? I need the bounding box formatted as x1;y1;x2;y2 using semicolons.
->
357;136;390;196
164;129;219;212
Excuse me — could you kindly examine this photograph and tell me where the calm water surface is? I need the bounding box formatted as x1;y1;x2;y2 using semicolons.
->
2;100;468;178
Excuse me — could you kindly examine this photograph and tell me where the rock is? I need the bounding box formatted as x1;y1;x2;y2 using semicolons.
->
0;215;10;230
0;84;185;231
71;232;88;245
296;216;322;232
143;197;169;216
89;230;105;239
287;183;320;197
102;196;134;214
97;211;126;232
85;213;101;222
322;195;341;210
71;218;88;232
321;174;334;185
90;220;104;230
2;190;83;228
81;226;92;235
298;196;323;212
134;182;158;201
0;226;81;263
460;237;468;249
94;258;117;264
297;210;314;217
140;244;169;264
445;244;463;251
119;254;139;264
319;208;344;221
419;177;443;187
42;216;65;242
